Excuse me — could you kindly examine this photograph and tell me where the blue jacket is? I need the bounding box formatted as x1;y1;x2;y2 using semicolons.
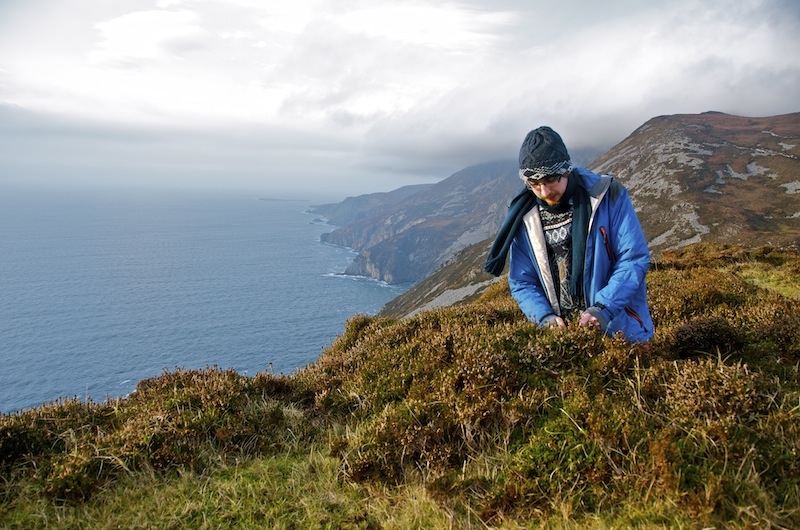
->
508;167;654;343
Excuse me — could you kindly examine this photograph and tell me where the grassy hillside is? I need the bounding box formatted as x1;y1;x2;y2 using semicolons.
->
379;238;500;318
2;243;799;529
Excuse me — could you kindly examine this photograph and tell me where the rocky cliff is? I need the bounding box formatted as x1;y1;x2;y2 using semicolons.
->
309;184;431;227
314;160;521;284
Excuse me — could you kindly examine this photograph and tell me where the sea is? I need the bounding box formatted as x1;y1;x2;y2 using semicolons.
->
0;187;408;415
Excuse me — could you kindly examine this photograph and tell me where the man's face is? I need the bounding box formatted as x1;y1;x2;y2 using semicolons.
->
527;172;569;206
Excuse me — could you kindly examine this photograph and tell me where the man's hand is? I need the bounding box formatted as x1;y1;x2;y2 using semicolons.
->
542;315;567;329
578;311;601;330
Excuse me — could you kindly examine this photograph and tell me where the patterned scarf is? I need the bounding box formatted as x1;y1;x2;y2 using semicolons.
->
537;172;589;315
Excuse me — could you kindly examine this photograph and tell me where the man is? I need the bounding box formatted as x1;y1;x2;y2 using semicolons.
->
484;126;653;343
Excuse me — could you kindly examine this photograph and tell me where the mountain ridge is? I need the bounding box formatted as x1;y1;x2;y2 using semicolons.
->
313;111;799;291
308;111;800;317
397;112;800;316
591;111;800;253
308;183;431;227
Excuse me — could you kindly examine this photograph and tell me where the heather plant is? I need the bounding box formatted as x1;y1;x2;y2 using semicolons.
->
2;242;799;528
1;368;315;502
298;243;800;526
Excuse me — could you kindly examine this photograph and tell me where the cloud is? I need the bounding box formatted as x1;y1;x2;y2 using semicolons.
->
0;0;798;198
89;9;212;67
332;4;511;50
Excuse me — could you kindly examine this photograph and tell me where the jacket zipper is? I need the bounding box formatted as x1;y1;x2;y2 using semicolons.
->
599;226;613;261
625;306;648;332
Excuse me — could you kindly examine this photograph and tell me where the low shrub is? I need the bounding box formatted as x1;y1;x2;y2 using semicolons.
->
3;243;799;528
0;368;317;501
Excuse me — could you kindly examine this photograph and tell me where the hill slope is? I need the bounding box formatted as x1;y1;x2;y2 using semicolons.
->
2;243;799;528
591;111;800;253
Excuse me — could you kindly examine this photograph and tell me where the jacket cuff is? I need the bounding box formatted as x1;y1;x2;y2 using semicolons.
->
585;306;610;330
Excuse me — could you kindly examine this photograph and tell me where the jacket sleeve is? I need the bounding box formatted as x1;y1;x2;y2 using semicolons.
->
590;185;650;320
508;224;556;325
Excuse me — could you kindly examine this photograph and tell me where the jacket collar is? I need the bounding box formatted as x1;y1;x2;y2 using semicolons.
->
572;167;612;199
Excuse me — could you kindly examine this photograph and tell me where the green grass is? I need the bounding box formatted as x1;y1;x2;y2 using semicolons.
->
727;264;800;298
2;242;800;529
2;446;455;529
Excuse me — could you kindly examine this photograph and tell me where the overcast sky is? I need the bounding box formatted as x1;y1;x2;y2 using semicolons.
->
1;0;798;199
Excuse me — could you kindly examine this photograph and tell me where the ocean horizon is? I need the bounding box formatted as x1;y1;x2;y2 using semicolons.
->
0;187;407;415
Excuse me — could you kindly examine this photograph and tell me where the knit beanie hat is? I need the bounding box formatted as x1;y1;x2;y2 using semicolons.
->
518;126;572;181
